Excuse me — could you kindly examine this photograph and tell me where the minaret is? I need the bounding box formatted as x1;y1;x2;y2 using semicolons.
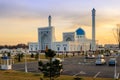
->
48;15;51;27
92;8;96;51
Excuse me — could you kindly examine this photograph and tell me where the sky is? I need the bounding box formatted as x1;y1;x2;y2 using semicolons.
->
0;0;120;45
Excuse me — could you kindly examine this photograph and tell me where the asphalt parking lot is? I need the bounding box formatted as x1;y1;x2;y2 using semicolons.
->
12;55;120;78
62;55;120;78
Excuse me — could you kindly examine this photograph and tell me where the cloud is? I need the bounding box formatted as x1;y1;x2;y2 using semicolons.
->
0;0;91;20
0;0;49;19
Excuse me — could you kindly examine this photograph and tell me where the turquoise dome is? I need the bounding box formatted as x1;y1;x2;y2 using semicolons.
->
76;28;85;35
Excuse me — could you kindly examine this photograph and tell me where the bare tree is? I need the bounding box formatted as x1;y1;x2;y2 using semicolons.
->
113;24;120;49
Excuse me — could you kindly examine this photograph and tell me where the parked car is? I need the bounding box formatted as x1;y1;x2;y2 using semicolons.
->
85;54;90;59
91;55;95;59
95;59;106;65
104;53;110;56
52;58;63;62
85;55;95;59
108;58;117;66
97;54;104;59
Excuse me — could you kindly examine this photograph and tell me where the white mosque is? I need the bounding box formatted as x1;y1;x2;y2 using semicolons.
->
28;8;96;53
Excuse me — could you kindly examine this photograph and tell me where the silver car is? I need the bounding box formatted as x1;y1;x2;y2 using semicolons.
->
97;54;104;59
95;59;106;65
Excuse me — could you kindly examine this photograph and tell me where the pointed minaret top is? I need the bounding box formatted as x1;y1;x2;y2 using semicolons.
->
92;8;96;16
92;8;95;11
48;15;51;27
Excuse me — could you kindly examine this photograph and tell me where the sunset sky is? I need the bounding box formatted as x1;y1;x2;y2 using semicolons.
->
0;0;120;45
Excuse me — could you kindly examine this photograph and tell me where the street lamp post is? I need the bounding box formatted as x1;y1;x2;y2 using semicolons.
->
114;60;117;79
24;49;28;73
83;43;87;63
62;50;64;61
62;47;66;61
113;50;120;79
110;50;117;79
38;44;41;61
38;50;41;61
57;49;59;57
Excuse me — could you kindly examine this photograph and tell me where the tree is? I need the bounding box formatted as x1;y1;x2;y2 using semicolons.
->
15;53;24;62
35;52;39;60
0;44;28;49
7;52;11;57
31;53;34;58
113;24;120;49
38;49;63;80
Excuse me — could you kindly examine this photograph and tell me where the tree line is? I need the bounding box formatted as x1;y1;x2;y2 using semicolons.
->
0;44;28;49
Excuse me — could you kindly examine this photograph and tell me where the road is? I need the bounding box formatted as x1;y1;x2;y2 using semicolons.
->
12;55;120;78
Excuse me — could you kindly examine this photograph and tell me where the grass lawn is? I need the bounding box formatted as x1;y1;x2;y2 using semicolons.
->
0;70;114;80
0;70;40;80
12;54;75;63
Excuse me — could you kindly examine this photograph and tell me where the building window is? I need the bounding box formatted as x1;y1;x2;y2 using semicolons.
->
42;45;44;50
66;37;72;41
31;48;33;51
57;47;60;51
64;47;66;51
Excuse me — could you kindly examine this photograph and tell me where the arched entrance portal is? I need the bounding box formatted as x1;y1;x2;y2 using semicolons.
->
41;33;50;51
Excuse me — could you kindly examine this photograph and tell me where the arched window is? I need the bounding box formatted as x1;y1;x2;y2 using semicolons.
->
57;47;60;51
31;48;33;51
64;47;66;51
66;37;72;41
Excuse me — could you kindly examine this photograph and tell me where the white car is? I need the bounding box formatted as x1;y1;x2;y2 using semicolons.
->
97;54;104;59
95;59;106;65
85;55;95;59
91;55;95;59
52;58;63;62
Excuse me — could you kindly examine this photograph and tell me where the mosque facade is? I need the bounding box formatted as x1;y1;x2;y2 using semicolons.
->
28;8;96;53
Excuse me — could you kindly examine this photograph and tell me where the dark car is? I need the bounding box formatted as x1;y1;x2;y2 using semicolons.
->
108;58;117;66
